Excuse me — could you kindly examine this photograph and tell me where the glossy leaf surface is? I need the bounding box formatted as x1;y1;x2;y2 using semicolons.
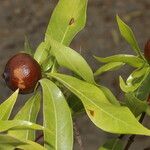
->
0;134;46;150
9;92;41;140
45;0;87;46
135;70;150;101
49;38;94;83
94;55;145;68
34;42;50;65
119;68;150;93
125;93;148;116
40;79;73;150
116;15;143;58
94;62;124;76
0;120;44;132
49;73;150;135
98;85;120;106
17;140;46;150
0;89;19;120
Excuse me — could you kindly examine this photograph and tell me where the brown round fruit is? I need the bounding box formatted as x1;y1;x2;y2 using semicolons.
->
144;39;150;61
2;53;42;94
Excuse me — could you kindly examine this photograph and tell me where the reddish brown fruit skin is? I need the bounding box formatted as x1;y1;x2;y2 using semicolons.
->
144;39;150;62
2;53;42;94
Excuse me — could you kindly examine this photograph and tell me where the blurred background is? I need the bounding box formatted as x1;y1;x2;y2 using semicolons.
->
0;0;150;149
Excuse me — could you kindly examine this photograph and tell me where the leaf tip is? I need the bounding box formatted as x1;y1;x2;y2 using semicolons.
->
16;88;19;94
116;14;119;20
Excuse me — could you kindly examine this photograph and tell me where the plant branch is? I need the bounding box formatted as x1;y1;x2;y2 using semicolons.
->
124;112;146;150
73;121;84;150
118;134;125;139
35;133;43;142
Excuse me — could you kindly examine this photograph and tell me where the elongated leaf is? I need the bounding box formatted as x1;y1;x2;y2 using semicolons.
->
119;68;150;93
49;73;150;135
94;62;124;76
0;120;44;132
94;55;145;68
116;15;144;58
119;76;141;93
135;70;150;101
49;38;94;83
9;92;41;140
40;79;73;150
99;138;123;150
17;140;46;150
98;85;120;106
47;73;109;104
34;42;50;65
34;41;54;71
45;0;87;46
0;89;19;120
0;134;26;145
67;94;85;114
126;67;147;85
0;134;46;150
0;144;14;150
125;93;148;116
42;56;54;72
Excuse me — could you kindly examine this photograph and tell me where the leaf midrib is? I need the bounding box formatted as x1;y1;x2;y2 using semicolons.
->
25;94;38;140
43;82;58;150
54;47;89;82
60;0;78;45
0;91;18;120
35;43;46;64
52;75;145;131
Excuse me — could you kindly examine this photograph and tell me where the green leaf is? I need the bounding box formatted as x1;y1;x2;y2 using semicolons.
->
49;73;150;135
0;134;46;150
45;0;87;46
0;89;19;120
126;67;147;85
135;70;150;101
119;76;139;93
116;15;144;58
119;68;150;93
34;42;50;65
47;73;109;104
0;134;26;145
9;92;41;141
17;140;46;150
42;56;54;72
99;138;123;150
67;94;85;114
98;85;120;106
0;144;14;150
40;79;73;150
24;36;34;55
125;93;148;116
94;55;145;68
0;120;44;132
94;62;125;76
49;38;94;83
